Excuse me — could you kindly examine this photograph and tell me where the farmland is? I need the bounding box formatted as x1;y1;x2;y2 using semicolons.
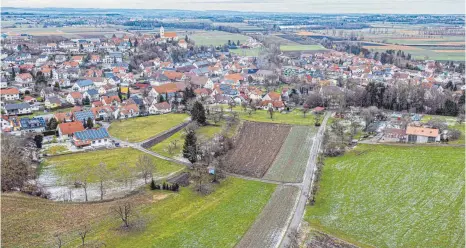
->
189;31;251;46
305;144;465;248
2;177;276;248
43;148;183;183
237;185;300;248
2;25;128;38
225;122;291;178
280;45;327;52
263;126;315;182
108;113;189;143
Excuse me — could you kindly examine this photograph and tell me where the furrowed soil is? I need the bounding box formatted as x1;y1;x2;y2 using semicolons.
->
224;121;291;178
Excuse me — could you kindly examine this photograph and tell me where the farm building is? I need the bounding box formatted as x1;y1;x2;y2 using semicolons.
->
406;126;440;143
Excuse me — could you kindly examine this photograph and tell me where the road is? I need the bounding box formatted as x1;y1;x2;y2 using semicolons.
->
280;112;330;248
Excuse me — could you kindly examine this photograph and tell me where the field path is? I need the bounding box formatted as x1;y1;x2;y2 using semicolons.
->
279;112;330;247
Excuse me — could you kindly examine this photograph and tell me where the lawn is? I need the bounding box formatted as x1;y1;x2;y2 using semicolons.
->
263;126;315;182
44;145;69;155
108;114;189;143
44;148;183;183
280;45;327;51
2;177;276;248
189;31;250;46
305;144;465;248
235;108;315;126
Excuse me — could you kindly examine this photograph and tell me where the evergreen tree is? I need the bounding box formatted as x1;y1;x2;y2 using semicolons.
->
182;130;198;164
150;179;157;190
157;94;165;102
117;87;123;100
33;135;43;148
11;68;16;81
191;101;206;125
127;88;130;99
47;118;58;130
83;96;90;105
86;118;94;129
134;39;138;47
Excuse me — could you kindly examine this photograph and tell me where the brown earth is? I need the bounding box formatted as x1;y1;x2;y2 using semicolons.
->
224;121;291;178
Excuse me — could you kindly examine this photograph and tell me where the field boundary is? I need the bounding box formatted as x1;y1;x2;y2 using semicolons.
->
141;120;192;148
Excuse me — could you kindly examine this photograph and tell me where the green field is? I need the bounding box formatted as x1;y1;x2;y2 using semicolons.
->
263;126;314;182
2;177;276;248
190;31;250;46
108;114;189;143
44;145;69;155
280;45;327;52
421;115;465;145
363;45;465;61
305;144;465;247
233;108;315;126
44;148;183;183
230;47;263;56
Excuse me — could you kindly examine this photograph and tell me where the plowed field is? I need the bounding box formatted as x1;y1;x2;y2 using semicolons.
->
225;122;291;178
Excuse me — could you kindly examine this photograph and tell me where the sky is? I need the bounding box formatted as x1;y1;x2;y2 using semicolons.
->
3;0;465;14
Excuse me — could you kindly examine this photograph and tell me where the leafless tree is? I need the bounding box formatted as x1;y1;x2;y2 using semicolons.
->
1;134;35;191
78;167;91;202
331;120;346;144
53;232;63;248
118;162;131;188
96;162;109;201
191;162;208;192
136;154;155;184
112;202;133;229
77;224;91;247
268;107;274;120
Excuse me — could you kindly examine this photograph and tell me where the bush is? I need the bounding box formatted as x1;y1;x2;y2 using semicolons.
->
448;129;461;140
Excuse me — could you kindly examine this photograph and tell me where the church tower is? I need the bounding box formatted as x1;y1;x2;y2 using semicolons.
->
160;26;164;38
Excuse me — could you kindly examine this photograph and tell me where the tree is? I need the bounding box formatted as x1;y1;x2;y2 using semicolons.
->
83;96;90;106
136;154;155;184
96;162;109;201
150;179;157;190
119;162;132;188
268;107;274;120
157;94;165;102
47;118;58;130
53;81;60;91
191;101;206;125
127;88;131;99
10;68;15;81
86;118;93;129
192;162;208;192
331;120;346;144
77;224;91;247
183;130;198;164
33;135;43;148
112;202;133;229
1;135;33;191
302;107;309;118
78;167;91;202
117;87;123;101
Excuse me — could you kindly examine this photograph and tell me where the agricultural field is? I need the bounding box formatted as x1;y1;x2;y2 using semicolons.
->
43;148;183;183
151;121;238;158
305;144;465;248
2;177;276;248
280;45;327;52
263;126;315;182
225;122;290;178
212;22;264;31
189;31;250;46
235;108;315;126
2;25;128;38
362;43;465;61
237;185;300;248
108;113;189;143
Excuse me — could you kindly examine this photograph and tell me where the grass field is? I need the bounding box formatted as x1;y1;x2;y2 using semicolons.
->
263;126;314;182
230;47;262;56
44;148;183;183
151;122;229;158
108;114;189;143
237;185;300;248
190;31;250;46
363;43;465;61
280;45;327;52
421;115;465;145
305;144;465;248
2;177;276;248
3;26;128;38
235;108;315;126
44;145;69;155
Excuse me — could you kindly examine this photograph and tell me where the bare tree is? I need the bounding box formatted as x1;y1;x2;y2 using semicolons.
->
78;166;91;202
1;134;34;191
118;162;131;188
191;162;208;192
136;155;155;184
112;202;133;229
53;232;63;248
331;120;346;144
77;224;91;247
96;162;109;201
268;107;274;120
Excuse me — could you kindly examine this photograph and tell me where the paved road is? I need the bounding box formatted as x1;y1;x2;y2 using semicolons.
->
280;112;330;248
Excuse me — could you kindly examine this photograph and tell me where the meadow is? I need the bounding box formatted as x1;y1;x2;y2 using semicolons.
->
44;148;183;183
108;113;189;143
305;144;465;248
2;177;276;248
189;31;250;46
234;108;315;126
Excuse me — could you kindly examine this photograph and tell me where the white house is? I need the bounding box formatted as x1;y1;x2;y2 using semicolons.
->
149;102;171;115
0;88;20;101
72;79;95;92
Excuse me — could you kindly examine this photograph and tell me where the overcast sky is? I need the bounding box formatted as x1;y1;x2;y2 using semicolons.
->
3;0;465;14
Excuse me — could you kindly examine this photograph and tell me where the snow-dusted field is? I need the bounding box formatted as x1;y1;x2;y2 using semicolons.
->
306;144;465;247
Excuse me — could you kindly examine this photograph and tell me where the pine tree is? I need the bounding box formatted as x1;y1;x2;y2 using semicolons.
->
10;68;15;81
127;88;130;99
150;179;157;190
183;130;198;164
86;118;94;129
191;101;206;125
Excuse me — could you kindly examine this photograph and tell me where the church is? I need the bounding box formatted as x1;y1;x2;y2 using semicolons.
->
159;26;178;41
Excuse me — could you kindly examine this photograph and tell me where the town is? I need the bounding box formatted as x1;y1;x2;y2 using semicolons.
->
1;6;465;248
